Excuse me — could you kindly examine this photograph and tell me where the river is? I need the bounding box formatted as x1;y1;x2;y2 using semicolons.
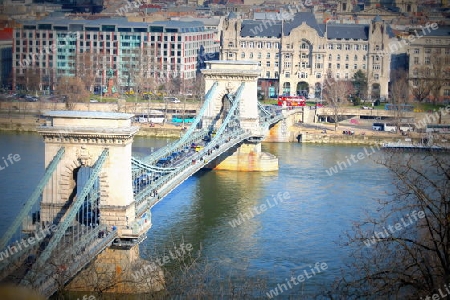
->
0;133;394;298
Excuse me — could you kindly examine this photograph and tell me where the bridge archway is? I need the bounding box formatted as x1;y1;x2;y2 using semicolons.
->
296;81;309;97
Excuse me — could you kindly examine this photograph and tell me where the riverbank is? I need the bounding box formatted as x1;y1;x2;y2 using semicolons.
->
1;114;448;146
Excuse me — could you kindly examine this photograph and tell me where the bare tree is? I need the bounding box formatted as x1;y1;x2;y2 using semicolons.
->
322;73;353;131
333;151;450;299
56;76;90;106
410;66;434;102
429;54;450;105
390;69;412;128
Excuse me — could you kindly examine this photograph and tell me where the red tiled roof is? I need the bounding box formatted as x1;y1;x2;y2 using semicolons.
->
0;28;12;41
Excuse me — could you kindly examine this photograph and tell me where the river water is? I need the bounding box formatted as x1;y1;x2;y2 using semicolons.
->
0;133;394;298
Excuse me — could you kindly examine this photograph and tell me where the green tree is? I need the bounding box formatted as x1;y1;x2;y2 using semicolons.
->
352;70;368;99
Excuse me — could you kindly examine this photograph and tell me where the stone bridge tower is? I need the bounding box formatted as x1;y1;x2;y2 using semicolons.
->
201;61;278;171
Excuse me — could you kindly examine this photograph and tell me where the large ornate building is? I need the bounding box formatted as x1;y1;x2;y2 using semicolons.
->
220;12;392;100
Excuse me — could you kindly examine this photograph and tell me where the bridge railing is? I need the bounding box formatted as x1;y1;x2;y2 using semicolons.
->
143;82;218;165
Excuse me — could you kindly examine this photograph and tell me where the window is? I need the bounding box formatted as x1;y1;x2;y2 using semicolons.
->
266;53;271;59
337;54;341;61
284;61;291;68
328;44;334;50
315;63;323;69
301;61;308;68
285;54;290;59
249;42;254;48
258;61;261;66
285;72;290;78
240;41;246;48
274;42;279;49
328;54;332;61
413;68;418;76
275;71;279;78
337;63;341;69
373;64;380;70
345;73;349;79
301;53;308;59
275;61;279;67
374;74;379;80
354;64;358;70
266;71;270;78
413;79;418;86
363;55;367;61
345;55;349;61
444;89;450;96
425;57;430;64
266;42;271;49
266;61;271;67
249;52;254;58
241;52;245;59
354;55;358;61
336;44;342;50
257;42;263;48
363;45;368;51
299;72;308;78
316;73;322;79
301;42;309;49
328;63;332;69
345;64;349;69
425;48;431;54
228;53;233;58
258;52;262;59
362;64;366;69
344;44;350;50
354;44;360;50
316;54;322;60
336;73;340;79
414;57;419;64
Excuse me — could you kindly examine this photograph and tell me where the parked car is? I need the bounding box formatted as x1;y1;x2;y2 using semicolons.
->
164;97;180;103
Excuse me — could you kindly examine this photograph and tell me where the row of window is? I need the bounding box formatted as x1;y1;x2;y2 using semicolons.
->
279;71;379;80
413;48;450;54
233;41;370;51
16;31;214;42
234;52;370;62
412;56;450;65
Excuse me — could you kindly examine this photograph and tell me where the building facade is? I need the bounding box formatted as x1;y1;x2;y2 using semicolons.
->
220;12;391;100
13;18;218;93
407;26;450;102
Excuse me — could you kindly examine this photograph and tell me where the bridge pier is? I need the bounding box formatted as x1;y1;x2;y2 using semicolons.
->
65;244;164;294
35;111;160;295
209;141;278;171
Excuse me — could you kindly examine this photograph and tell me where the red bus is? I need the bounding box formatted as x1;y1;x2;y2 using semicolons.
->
277;95;306;106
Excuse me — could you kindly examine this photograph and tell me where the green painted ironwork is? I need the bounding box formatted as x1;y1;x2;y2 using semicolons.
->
0;147;65;251
21;148;109;286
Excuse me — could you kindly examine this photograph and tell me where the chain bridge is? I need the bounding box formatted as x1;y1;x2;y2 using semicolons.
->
0;61;301;298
